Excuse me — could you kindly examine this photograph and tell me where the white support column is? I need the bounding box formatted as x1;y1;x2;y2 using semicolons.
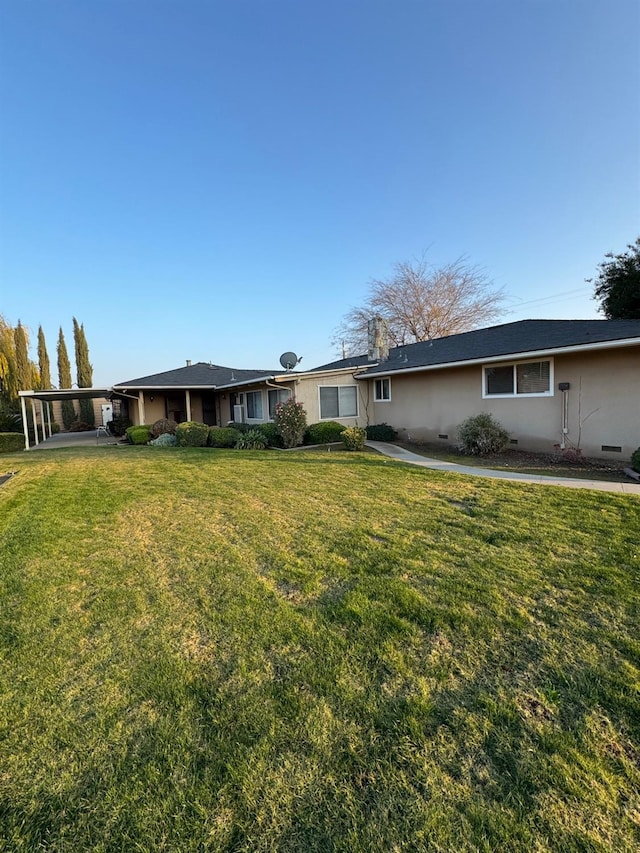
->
20;395;30;450
30;400;39;446
138;391;146;425
45;402;52;437
38;401;46;442
185;389;192;422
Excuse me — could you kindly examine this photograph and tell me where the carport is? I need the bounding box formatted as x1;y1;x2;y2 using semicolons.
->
18;388;112;449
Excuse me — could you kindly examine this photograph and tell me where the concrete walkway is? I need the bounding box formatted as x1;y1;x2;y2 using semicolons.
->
366;441;640;495
29;429;121;449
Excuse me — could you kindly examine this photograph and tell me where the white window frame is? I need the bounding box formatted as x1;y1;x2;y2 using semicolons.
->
268;388;291;420
373;377;391;402
245;390;264;420
482;358;554;399
318;385;359;420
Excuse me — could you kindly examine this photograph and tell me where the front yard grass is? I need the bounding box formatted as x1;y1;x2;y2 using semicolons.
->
1;446;639;851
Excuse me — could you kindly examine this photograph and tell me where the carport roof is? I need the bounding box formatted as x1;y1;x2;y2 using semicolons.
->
19;388;112;401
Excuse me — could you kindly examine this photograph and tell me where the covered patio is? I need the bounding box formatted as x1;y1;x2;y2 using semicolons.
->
17;388;112;450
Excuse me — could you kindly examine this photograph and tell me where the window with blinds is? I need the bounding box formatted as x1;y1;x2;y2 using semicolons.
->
484;360;552;397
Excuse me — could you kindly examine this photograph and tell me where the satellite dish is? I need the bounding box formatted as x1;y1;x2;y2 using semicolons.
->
279;351;299;371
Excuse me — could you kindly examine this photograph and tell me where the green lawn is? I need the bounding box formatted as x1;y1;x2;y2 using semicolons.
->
1;446;639;852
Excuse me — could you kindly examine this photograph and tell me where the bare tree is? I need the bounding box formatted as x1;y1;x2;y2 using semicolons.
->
333;256;505;356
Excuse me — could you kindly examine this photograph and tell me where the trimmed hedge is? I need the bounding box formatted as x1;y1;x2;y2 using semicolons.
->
209;427;241;448
175;421;209;447
366;423;397;441
254;422;283;448
126;425;152;445
0;433;25;453
305;421;346;445
632;447;640;473
342;426;367;451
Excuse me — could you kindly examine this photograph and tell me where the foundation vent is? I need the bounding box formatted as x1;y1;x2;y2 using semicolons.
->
601;445;622;453
438;434;448;440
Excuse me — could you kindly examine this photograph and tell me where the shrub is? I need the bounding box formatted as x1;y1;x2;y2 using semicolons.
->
631;447;640;473
235;429;268;450
68;421;94;432
342;426;367;451
0;401;21;432
107;416;131;437
150;418;178;438
150;433;177;447
274;399;307;449
255;422;283;448
126;425;151;445
175;421;209;447
0;432;25;453
209;426;241;448
305;421;346;445
457;412;509;456
51;422;60;434
366;423;397;441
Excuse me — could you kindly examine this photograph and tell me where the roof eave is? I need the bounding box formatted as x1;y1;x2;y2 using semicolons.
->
355;336;640;378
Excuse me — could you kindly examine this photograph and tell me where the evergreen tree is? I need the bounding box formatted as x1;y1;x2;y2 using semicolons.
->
591;237;640;319
37;326;52;389
73;317;93;387
73;318;95;426
57;327;76;428
14;321;30;391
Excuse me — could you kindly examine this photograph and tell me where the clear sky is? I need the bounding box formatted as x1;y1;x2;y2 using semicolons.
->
1;0;638;387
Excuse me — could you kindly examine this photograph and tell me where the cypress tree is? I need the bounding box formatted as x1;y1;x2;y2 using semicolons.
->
57;327;76;428
14;321;30;391
37;326;52;389
73;318;95;426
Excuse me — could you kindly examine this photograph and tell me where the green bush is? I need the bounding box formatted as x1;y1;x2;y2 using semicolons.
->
150;433;177;447
51;422;60;434
150;418;178;438
457;412;509;456
235;429;268;450
68;421;94;432
274;399;307;448
0;432;25;453
209;426;241;448
342;426;367;451
366;423;397;441
175;421;209;447
304;421;346;444
107;416;131;437
631;447;640;473
255;422;283;448
126;425;151;445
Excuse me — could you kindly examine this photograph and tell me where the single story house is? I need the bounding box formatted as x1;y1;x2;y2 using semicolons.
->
112;319;640;461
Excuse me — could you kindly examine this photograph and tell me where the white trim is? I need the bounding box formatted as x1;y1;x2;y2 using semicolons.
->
482;358;554;399
373;376;391;402
318;385;359;420
354;336;640;380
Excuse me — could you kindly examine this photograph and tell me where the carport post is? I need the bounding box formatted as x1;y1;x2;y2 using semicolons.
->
138;391;146;425
20;395;30;450
45;402;52;437
185;389;192;422
30;400;39;446
38;400;46;442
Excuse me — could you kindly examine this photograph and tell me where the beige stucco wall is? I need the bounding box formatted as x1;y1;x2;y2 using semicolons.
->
294;373;367;427
50;398;112;430
367;345;640;460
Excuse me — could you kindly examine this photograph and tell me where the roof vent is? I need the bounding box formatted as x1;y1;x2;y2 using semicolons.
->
186;360;192;367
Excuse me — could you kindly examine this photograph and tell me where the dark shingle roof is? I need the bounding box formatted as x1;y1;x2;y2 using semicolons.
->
114;362;279;388
313;320;640;376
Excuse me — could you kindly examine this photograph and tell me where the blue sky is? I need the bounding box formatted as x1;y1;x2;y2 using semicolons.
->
1;0;638;387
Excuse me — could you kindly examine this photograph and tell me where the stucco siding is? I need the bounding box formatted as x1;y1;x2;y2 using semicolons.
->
367;345;639;460
295;373;366;427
